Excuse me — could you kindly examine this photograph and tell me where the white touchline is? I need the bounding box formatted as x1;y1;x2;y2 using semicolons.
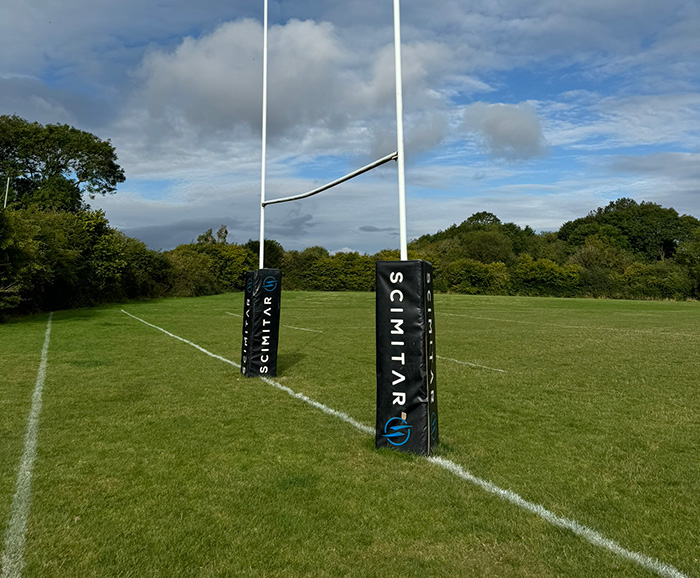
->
120;309;692;578
226;312;322;333
259;375;373;435
283;325;323;333
1;313;53;578
123;310;365;433
427;457;691;578
122;310;238;368
441;312;697;339
437;355;506;373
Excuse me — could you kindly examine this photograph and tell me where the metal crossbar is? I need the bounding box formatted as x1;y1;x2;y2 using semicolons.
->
256;0;408;266
262;152;398;207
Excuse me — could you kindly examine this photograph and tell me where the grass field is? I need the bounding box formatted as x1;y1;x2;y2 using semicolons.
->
1;292;698;577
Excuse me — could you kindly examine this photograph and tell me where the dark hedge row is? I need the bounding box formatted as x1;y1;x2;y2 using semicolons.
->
3;198;700;319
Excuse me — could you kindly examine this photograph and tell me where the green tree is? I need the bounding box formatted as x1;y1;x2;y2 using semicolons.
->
117;234;173;300
197;242;256;291
559;198;700;261
244;239;285;269
1;208;173;315
511;255;582;297
567;236;634;297
461;230;515;264
675;228;700;297
0;209;41;313
196;228;217;245
465;211;501;227
444;259;509;294
164;245;219;297
0;115;125;212
216;224;228;244
613;261;693;300
307;252;375;291
283;246;330;289
170;228;256;294
410;211;534;266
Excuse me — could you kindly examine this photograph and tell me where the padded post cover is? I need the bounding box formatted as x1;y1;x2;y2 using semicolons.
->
241;269;282;377
375;260;438;455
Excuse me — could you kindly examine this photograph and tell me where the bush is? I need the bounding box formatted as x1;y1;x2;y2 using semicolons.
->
164;245;219;297
196;243;256;291
306;252;375;291
282;246;330;290
443;259;510;294
118;234;173;300
612;261;693;300
0;208;177;315
511;255;582;297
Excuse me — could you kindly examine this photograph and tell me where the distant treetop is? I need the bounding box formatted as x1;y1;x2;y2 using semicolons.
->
0;115;125;212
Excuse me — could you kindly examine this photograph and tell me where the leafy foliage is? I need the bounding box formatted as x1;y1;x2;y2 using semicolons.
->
559;198;700;261
0;209;172;315
0;115;125;212
163;232;256;297
510;256;582;297
3;186;700;319
443;259;510;294
304;251;375;291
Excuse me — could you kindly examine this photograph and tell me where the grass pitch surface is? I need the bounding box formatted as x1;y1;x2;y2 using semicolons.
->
1;293;698;577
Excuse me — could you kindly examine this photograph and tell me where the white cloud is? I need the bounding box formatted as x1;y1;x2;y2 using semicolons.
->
136;19;266;136
542;92;700;150
462;102;547;160
3;0;700;253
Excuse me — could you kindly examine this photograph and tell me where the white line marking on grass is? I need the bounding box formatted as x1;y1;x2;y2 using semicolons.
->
1;313;53;578
122;310;238;368
123;311;362;433
437;355;506;373
428;456;692;578
259;376;373;435
283;325;323;333
226;312;322;333
120;309;692;578
442;312;697;339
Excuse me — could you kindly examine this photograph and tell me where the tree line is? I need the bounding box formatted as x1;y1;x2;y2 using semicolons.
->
408;202;700;300
2;115;700;319
4;197;699;319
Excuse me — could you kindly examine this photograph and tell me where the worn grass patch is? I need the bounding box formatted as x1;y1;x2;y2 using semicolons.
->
1;293;698;577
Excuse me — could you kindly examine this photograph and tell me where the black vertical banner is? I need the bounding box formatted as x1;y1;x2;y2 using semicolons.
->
241;269;282;377
376;260;438;455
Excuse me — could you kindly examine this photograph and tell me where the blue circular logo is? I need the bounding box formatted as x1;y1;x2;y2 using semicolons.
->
246;277;254;293
384;417;411;447
263;276;278;292
430;412;438;440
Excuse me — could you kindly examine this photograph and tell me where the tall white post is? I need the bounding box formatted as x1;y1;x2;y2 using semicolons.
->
393;0;408;261
4;177;9;209
258;0;269;269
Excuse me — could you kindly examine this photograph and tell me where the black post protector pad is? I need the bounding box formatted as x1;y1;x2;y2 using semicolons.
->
375;260;438;455
241;269;282;377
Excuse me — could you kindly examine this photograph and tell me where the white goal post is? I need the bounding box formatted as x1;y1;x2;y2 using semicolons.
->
257;0;408;265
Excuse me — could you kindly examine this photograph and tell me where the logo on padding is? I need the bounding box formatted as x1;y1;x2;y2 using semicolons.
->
246;277;253;293
263;276;278;292
384;417;411;446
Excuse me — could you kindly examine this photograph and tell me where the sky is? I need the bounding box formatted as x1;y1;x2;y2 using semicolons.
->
1;0;699;254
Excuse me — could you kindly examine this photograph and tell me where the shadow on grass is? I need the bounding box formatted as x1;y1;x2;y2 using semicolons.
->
276;352;307;373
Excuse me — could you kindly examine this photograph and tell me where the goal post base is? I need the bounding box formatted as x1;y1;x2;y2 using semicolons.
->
375;260;438;455
241;269;282;377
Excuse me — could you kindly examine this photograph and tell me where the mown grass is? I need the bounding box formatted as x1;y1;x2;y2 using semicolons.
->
1;292;698;577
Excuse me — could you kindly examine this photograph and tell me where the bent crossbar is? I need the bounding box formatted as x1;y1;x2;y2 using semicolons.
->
262;151;398;207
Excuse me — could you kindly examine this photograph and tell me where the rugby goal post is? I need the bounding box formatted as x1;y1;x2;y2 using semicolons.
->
243;0;438;456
